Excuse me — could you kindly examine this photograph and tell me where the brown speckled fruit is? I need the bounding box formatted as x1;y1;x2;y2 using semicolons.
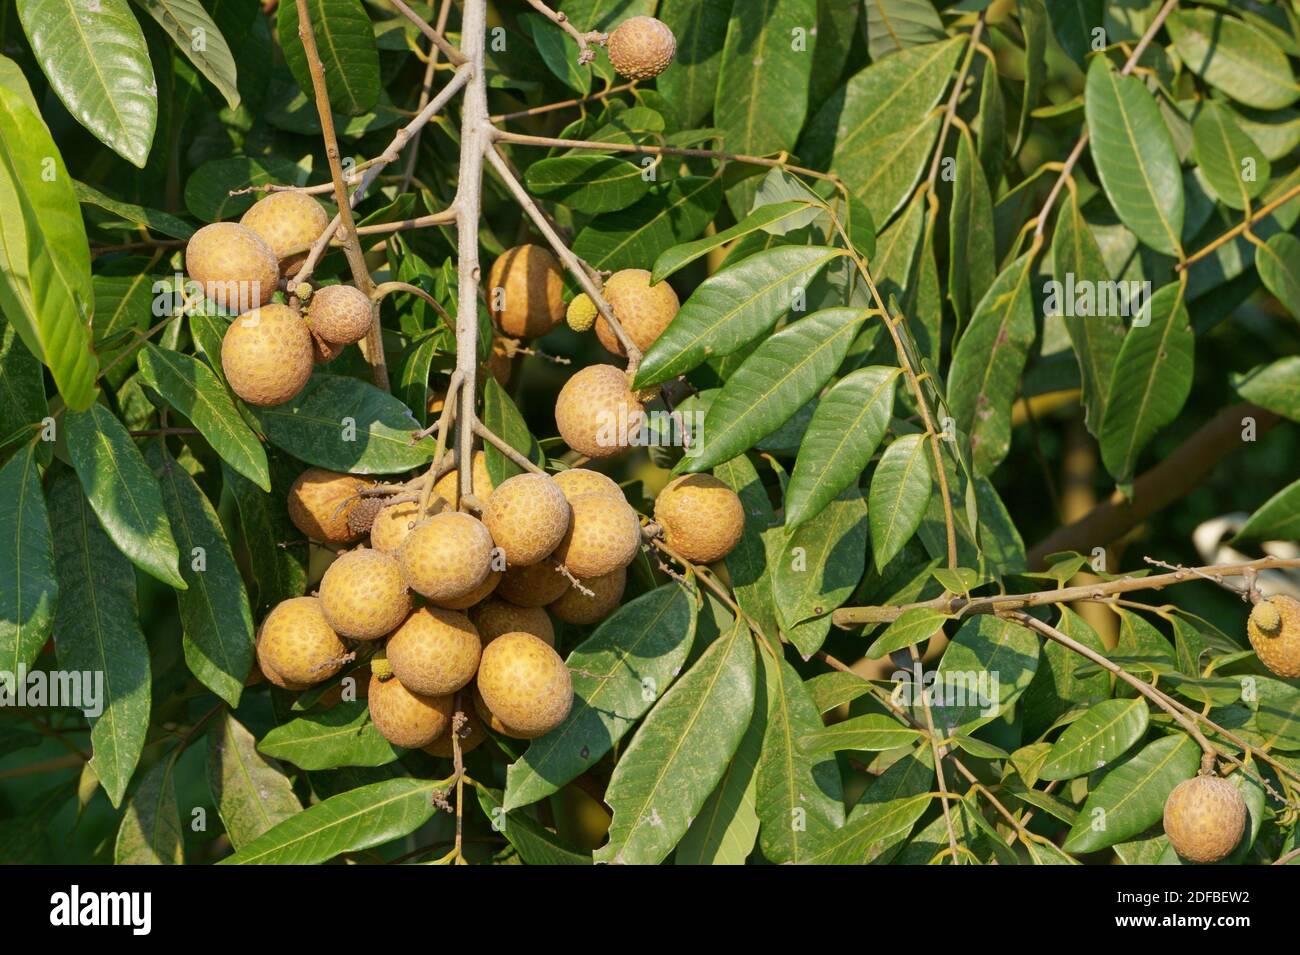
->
368;673;453;749
239;192;328;272
596;269;679;356
654;473;744;564
318;548;411;640
369;499;424;554
476;632;573;738
432;451;494;506
488;244;565;338
484;474;571;567
257;596;347;688
496;560;570;607
607;16;676;80
432;569;502;611
471;598;555;647
221;304;314;406
555;364;645;459
473;685;531;738
287;467;372;544
399;511;495;603
1247;595;1300;679
553;467;622;502
306;284;372;345
1163;775;1247;863
549;566;626;625
385;606;481;696
555;492;641;578
424;706;487;757
186;222;279;310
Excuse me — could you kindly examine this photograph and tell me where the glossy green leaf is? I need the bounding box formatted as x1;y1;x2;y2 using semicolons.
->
133;0;240;108
949;128;996;330
520;12;590;94
773;483;868;638
657;0;740;127
1256;233;1300;322
223;462;307;612
114;755;183;864
867;607;948;660
75;180;195;240
1014;0;1047;154
714;454;781;642
0;324;47;454
207;712;302;850
277;0;379;115
1040;698;1149;780
184;155;306;223
573;175;722;273
1046;0;1103;66
1167;9;1300;110
652;201;816;284
259;700;400;770
928;615;1039;731
806;671;874;713
482;377;545;487
864;0;946;60
1255;678;1300;752
525;155;651;213
1236;356;1300;422
868;433;931;571
1193;101;1271;211
799;713;925;753
0;444;57;681
475;786;590;865
1235;477;1300;543
1022;606;1111;739
92;260;156;390
803;792;932;864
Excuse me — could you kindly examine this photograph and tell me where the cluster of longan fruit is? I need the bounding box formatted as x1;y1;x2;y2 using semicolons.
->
184;192;374;407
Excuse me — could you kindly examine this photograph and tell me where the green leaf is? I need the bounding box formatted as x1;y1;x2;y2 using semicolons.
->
183;155;307;223
1235;477;1300;543
785;366;899;529
947;251;1037;476
277;0;379;115
114;756;183;864
1255;678;1300;752
16;0;156;166
0;85;98;411
773;484;868;642
66;404;184;589
636;245;849;387
864;0;946;60
714;454;781;641
91;260;156;390
1063;733;1200;853
1040;698;1149;781
49;472;150;808
149;443;254;707
475;786;591;865
1014;0;1047;154
803;792;932;864
949;127;996;330
222;462;307;612
682;308;865;473
572;175;722;273
849;745;933;821
868;607;948;660
1256;233;1300;322
806;671;874;713
397;333;441;430
519;13;589;95
1193;101;1272;211
656;0;732;128
928;615;1039;731
207;712;302;850
755;654;845;862
524;155;651;214
0;444;57;681
1022;606;1111;739
259;699;400;770
1237;356;1300;422
868;433;932;571
138;344;270;491
132;0;240;109
220;776;440;864
1084;56;1184;256
481;377;545;487
714;0;814;157
1099;283;1194;484
652;200;815;285
855;115;944;230
1046;0;1104;66
799;713;925;753
253;375;436;475
1167;9;1300;110
0;324;48;454
504;584;697;811
74;181;193;241
596;617;755;865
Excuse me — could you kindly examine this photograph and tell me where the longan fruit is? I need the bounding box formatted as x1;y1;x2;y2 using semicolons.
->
221;304;314;406
488;244;565;338
369;499;424;554
653;474;744;564
306;284;372;346
239;192;328;272
186;222;279;310
385;606;481;696
483;474;571;567
318;548;411;640
424;706;487;758
549;566;626;626
287;467;372;545
399;511;495;603
555;364;645;459
607;16;676;80
1163;775;1247;863
432;451;494;506
476;632;573;738
554;492;641;579
566;293;598;333
496;560;570;608
368;672;453;749
257;596;347;688
472;685;530;738
1247;595;1300;679
553;467;622;503
431;569;501;611
471;598;555;647
596;269;679;357
312;336;344;364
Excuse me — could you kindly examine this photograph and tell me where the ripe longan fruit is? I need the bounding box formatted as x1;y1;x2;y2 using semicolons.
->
318;548;411;640
239;192;328;271
549;567;626;626
476;632;573;738
369;499;423;554
654;474;744;564
287;467;372;544
1163;774;1247;863
368;672;453;749
424;706;487;758
257;596;347;688
399;511;495;603
554;492;641;579
484;474;571;567
471;598;555;647
186;222;279;310
496;560;570;607
473;685;529;738
488;244;565;338
1247;595;1300;678
555;364;645;459
432;451;494;506
553;467;622;502
432;569;501;610
306;284;372;346
607;16;676;81
221;304;314;407
385;606;482;696
596;269;679;357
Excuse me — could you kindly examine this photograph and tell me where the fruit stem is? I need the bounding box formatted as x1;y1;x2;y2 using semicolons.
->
523;0;607;62
471;418;547;476
371;281;454;328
